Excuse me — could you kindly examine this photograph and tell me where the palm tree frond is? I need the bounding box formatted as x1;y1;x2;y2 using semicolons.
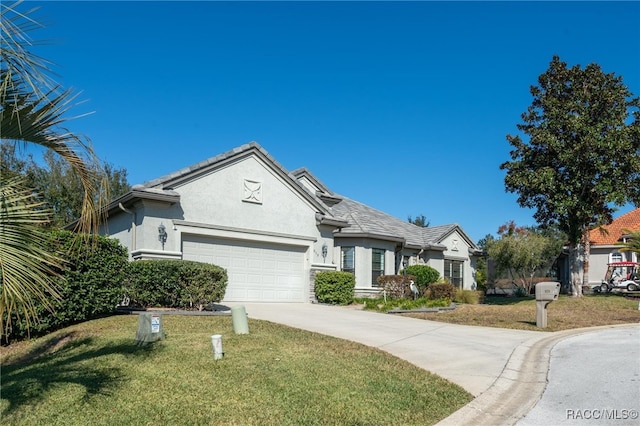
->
0;176;64;335
617;228;640;254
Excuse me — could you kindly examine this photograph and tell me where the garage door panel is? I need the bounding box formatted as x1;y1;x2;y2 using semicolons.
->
182;235;306;302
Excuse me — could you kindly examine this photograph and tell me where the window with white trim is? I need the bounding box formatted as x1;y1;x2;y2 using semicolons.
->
341;247;355;274
372;248;385;286
444;259;463;288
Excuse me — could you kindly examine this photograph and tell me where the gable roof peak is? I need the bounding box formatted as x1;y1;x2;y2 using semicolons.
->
140;141;271;189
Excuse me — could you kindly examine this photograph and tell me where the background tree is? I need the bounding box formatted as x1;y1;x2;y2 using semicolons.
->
486;222;565;294
0;1;103;333
501;55;640;297
408;214;430;227
32;150;130;227
617;229;640;255
1;142;131;227
474;234;495;292
0;140;40;185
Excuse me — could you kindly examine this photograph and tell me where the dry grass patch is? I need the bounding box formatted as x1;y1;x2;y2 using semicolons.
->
401;294;640;331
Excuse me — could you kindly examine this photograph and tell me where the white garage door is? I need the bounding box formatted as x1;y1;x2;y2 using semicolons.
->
182;235;307;302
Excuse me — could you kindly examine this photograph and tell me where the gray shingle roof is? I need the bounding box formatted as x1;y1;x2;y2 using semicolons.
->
330;195;462;249
116;141;476;250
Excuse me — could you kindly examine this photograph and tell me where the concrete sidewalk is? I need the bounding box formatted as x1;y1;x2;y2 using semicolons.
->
227;302;638;425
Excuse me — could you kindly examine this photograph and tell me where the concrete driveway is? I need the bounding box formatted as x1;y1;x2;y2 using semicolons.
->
227;302;639;426
233;302;544;397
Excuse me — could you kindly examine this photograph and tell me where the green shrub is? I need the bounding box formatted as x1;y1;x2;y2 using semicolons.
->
376;275;416;299
514;286;528;298
3;230;129;342
403;265;440;293
427;283;457;301
454;289;481;304
179;262;227;310
125;260;227;308
314;271;355;305
125;260;182;307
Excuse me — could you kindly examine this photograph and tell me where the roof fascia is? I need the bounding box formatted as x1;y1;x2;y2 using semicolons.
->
291;167;334;195
106;187;180;215
315;213;350;228
333;231;406;243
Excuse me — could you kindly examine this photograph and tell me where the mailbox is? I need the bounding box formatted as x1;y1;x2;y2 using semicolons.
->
535;281;560;328
535;282;560;301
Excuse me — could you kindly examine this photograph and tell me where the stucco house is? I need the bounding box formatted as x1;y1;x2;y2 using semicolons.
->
586;208;640;286
101;142;481;302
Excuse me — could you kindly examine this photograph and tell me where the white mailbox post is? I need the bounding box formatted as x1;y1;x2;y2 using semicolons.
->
535;282;560;328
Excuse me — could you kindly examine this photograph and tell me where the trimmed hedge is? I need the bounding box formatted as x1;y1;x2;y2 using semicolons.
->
124;260;227;310
3;230;129;341
404;265;441;293
314;271;355;305
376;275;416;299
3;231;228;343
427;283;457;301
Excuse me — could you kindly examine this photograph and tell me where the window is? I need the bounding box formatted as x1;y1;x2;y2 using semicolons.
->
445;259;463;288
372;248;385;286
611;252;623;263
341;247;355;274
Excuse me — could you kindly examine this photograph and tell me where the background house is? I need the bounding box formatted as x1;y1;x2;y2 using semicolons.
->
587;208;640;286
101;142;480;302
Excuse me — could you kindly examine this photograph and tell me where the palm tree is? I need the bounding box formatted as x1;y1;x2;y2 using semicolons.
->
0;177;63;332
1;1;101;334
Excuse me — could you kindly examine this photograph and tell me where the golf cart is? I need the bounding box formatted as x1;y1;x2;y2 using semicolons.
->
596;262;640;293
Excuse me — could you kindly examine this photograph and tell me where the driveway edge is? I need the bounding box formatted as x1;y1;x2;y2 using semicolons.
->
435;323;639;426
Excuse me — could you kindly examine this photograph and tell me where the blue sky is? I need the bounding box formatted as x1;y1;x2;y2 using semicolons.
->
23;1;640;242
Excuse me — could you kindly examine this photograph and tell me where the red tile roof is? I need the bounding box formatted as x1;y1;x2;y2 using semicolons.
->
589;208;640;245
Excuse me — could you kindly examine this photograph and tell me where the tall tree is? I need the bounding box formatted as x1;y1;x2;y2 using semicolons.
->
500;56;640;297
0;1;101;333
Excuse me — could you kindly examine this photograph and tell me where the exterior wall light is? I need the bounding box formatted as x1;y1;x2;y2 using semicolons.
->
322;243;328;262
158;222;167;250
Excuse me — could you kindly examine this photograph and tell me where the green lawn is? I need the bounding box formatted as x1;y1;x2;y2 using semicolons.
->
1;314;472;426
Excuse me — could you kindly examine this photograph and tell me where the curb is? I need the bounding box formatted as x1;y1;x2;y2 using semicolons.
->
435;323;639;426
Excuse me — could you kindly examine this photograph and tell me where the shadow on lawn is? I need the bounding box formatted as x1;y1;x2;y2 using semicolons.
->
483;296;535;306
1;332;159;414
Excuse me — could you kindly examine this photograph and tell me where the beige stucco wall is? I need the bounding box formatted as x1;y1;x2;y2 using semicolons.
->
108;156;327;260
335;237;397;291
440;231;476;290
174;156;320;238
